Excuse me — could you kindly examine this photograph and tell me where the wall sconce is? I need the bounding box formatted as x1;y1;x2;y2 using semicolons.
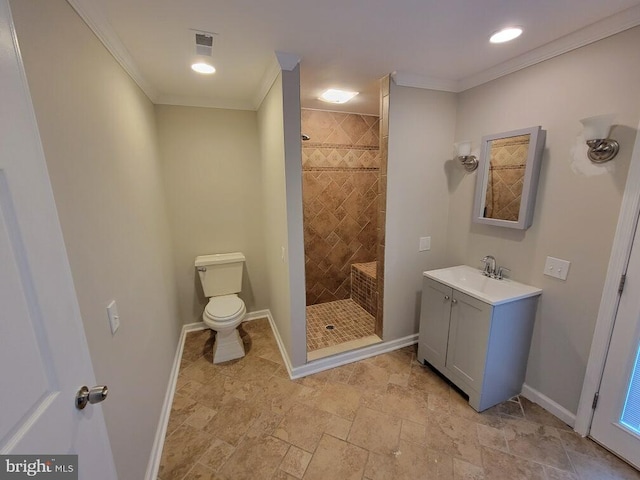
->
456;141;478;172
580;114;619;163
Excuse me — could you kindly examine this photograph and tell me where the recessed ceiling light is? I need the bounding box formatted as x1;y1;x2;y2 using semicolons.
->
191;62;216;74
489;27;523;44
319;89;359;104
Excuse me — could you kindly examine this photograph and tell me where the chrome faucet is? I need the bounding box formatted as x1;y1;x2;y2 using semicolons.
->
482;255;496;278
481;256;510;280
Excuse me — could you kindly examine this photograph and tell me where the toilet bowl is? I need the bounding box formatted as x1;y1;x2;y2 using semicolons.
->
203;294;246;363
195;252;248;363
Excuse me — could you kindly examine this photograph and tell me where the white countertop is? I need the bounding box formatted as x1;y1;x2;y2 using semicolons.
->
423;265;542;306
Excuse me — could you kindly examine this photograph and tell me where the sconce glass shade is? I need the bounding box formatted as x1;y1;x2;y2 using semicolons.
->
580;114;615;140
457;141;472;156
455;141;478;172
580;114;619;163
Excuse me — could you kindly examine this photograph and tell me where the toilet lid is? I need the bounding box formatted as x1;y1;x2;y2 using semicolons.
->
205;295;244;320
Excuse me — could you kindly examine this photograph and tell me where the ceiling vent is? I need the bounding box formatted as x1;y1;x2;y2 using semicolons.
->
192;30;217;57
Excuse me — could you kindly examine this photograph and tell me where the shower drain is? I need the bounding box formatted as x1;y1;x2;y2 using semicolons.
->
325;324;335;330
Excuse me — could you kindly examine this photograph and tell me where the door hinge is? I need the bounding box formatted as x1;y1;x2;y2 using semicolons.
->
592;391;599;409
618;274;626;294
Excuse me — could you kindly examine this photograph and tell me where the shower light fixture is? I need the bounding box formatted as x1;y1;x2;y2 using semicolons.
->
191;62;216;74
580;114;619;163
319;89;359;104
456;141;478;172
490;27;523;44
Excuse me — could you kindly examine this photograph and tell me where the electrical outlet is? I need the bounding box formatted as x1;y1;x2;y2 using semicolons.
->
107;300;120;334
419;236;431;252
544;256;571;280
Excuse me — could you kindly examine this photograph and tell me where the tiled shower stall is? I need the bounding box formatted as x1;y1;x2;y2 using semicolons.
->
301;107;384;354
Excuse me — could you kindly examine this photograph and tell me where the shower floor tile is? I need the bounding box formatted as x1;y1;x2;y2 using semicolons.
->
306;299;377;353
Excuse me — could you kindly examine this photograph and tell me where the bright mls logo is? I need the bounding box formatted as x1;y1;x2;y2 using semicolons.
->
0;455;77;479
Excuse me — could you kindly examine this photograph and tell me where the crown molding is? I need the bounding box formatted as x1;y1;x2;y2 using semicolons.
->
66;0;158;102
457;3;640;92
391;71;459;93
155;94;255;111
251;51;300;110
393;4;640;94
66;0;640;106
251;54;282;110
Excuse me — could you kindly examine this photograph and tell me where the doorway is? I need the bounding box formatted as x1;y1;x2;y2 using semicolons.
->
589;208;640;468
300;106;385;360
577;118;640;469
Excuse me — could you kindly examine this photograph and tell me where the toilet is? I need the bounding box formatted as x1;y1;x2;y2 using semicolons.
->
195;252;247;363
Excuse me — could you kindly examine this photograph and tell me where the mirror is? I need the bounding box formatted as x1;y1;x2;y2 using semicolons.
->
473;126;546;229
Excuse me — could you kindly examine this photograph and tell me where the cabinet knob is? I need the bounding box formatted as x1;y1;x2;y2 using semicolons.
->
444;295;450;301
452;299;458;304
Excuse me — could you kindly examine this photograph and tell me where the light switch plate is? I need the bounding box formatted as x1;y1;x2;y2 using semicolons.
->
107;300;120;334
419;236;431;252
544;256;570;280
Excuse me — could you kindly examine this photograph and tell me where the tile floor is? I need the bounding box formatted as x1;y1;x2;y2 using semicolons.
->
306;299;376;352
159;318;640;480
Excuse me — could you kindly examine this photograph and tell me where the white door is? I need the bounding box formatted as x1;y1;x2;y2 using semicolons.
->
0;1;117;477
590;209;640;469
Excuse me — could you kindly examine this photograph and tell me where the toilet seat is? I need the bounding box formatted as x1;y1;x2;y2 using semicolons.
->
204;294;245;323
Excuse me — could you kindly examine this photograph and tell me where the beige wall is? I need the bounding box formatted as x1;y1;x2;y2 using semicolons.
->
155;105;269;324
450;27;640;413
256;66;306;368
257;73;294;364
11;1;181;479
384;83;458;340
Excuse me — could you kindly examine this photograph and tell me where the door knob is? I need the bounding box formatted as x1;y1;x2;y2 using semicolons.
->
444;295;450;301
452;299;458;304
75;385;108;410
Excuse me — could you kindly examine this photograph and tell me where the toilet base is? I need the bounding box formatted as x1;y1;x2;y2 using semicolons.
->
212;327;245;363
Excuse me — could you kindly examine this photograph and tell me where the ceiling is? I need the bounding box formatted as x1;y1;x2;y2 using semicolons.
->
71;0;640;115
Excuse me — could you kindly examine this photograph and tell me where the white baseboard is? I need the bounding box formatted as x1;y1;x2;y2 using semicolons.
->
264;310;295;378
292;334;419;379
145;311;419;479
143;309;274;480
521;383;577;428
144;323;190;480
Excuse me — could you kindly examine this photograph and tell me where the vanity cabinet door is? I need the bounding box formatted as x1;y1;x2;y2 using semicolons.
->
445;290;493;392
418;277;453;371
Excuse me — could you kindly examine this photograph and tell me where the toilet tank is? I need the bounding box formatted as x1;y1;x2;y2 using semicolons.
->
195;252;245;297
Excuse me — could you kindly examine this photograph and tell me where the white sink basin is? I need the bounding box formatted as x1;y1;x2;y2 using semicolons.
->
423;265;542;306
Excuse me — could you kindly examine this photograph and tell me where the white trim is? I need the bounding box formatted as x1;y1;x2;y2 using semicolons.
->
66;0;158;102
391;71;459;93
292;334;419;379
144;311;418;478
143;309;273;479
67;1;640;107
252;51;301;111
391;5;640;94
521;384;577;428
264;310;296;378
244;309;272;322
458;4;640;92
143;323;189;480
575;117;640;435
156;94;255;112
252;55;282;110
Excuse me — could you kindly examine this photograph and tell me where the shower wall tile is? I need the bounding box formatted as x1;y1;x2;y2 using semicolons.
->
302;109;380;306
351;262;377;316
